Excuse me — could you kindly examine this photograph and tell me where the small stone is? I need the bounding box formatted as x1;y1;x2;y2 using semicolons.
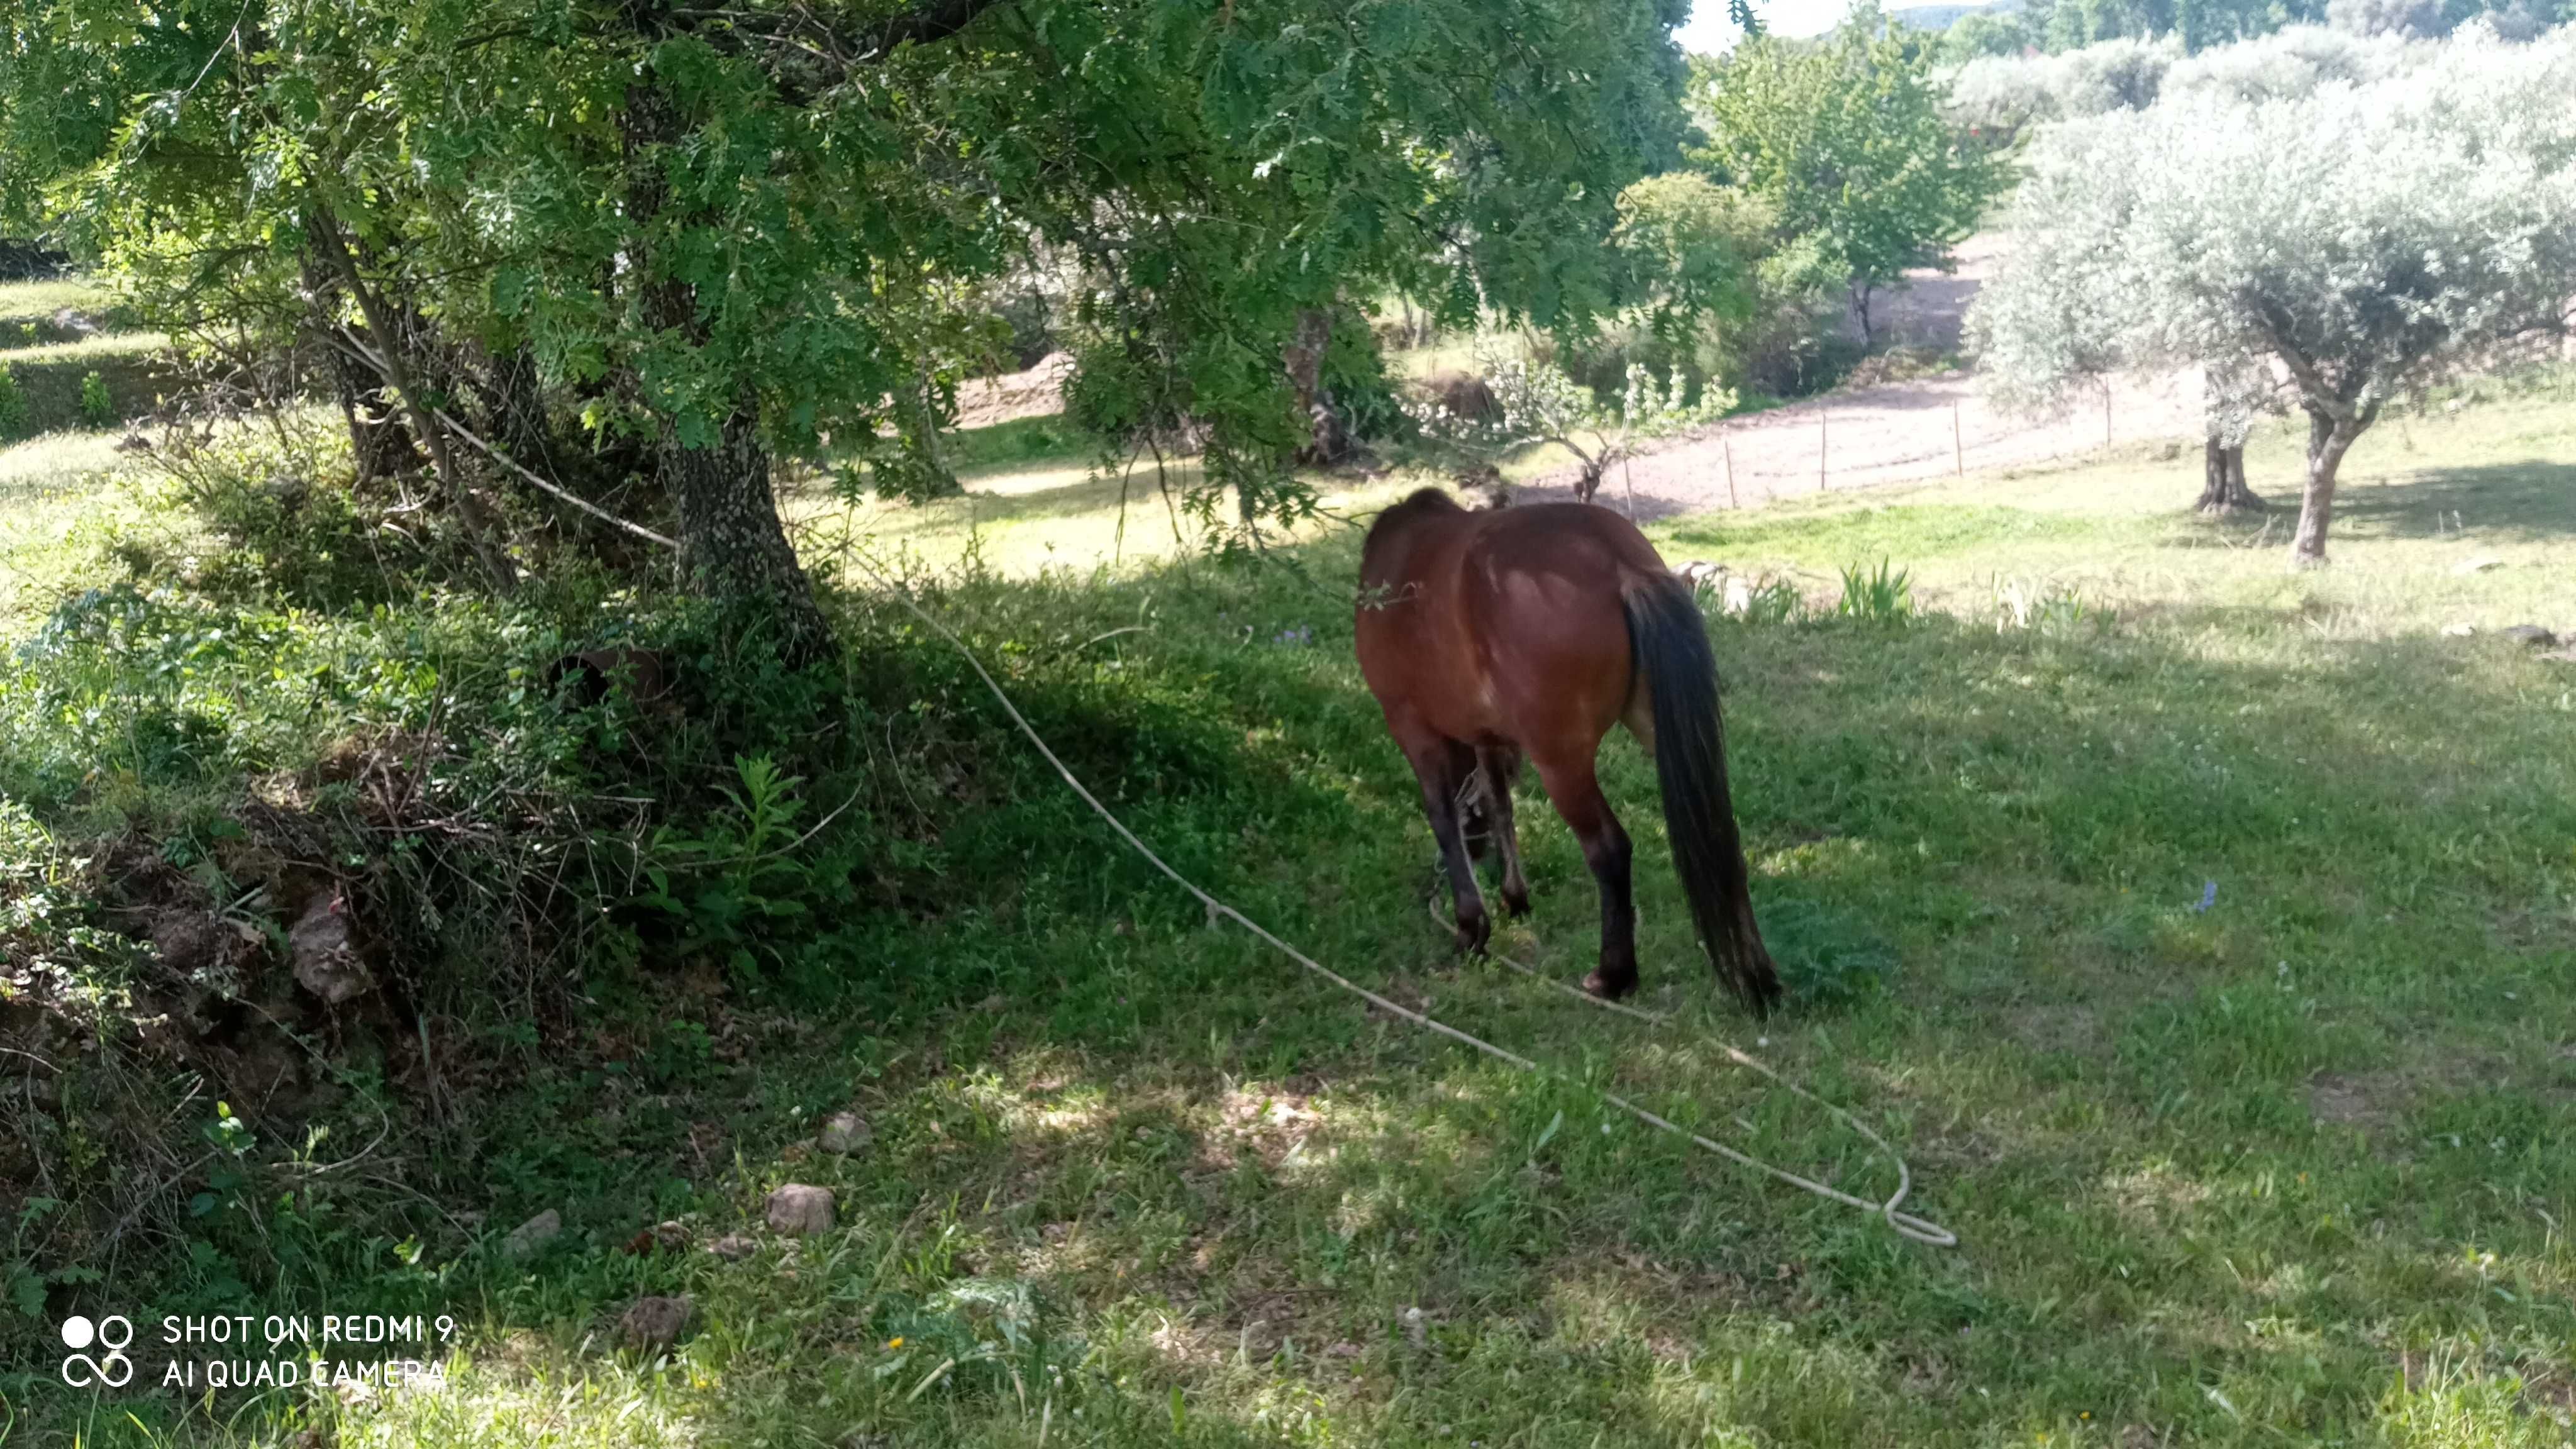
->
766;1184;835;1236
1402;1306;1429;1348
289;891;372;1006
501;1209;561;1259
2451;555;2502;575
652;1219;690;1252
707;1233;757;1262
2443;623;2478;638
818;1112;872;1155
617;1294;694;1352
2499;624;2557;647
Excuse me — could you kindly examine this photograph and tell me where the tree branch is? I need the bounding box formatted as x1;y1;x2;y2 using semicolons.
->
309;210;521;592
431;407;681;551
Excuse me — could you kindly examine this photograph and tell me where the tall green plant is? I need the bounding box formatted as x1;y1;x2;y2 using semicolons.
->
0;365;26;439
1690;13;2005;347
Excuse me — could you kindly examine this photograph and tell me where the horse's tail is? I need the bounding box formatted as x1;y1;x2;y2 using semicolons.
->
1622;571;1782;1018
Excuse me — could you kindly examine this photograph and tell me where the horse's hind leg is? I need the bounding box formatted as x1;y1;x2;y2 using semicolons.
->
1476;745;1531;918
1526;749;1637;1000
1402;735;1490;953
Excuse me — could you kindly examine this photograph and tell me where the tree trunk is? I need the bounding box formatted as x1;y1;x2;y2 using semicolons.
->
662;403;829;654
2290;408;2362;567
303;247;420;484
625;44;832;663
309;210;519;593
2195;437;2260;513
478;343;555;468
1282;306;1348;468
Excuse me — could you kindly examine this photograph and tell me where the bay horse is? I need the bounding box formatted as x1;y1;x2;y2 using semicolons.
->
1354;489;1782;1014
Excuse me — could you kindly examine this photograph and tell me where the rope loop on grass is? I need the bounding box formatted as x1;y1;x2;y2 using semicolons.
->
852;554;1957;1249
1426;896;1955;1246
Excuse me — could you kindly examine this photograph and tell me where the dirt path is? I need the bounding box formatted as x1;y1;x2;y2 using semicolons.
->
1527;236;2206;518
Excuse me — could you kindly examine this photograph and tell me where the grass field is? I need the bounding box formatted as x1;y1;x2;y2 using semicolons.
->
8;390;2575;1447
0;277;171;440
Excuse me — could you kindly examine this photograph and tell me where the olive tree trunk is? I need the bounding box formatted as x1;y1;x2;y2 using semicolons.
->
2195;437;2260;513
2290;407;2367;567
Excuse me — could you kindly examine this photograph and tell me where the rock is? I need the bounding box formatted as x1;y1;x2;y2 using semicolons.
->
818;1113;872;1155
2442;623;2478;638
1402;1306;1430;1348
765;1184;835;1236
1672;558;1728;589
617;1294;694;1353
2451;555;2502;575
502;1209;561;1259
623;1219;691;1256
289;890;372;1006
707;1233;757;1262
2498;624;2557;647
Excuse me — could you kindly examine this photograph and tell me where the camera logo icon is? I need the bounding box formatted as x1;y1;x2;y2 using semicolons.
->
60;1314;136;1388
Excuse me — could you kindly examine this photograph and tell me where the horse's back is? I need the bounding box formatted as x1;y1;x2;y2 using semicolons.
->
1457;506;1665;740
1358;495;1668;748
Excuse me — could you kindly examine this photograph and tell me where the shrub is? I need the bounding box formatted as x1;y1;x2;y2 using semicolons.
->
2165;25;2420;104
1320;303;1411;445
77;369;113;428
0;365;26;438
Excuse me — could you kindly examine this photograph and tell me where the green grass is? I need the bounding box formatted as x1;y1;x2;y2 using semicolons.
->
8;393;2576;1448
0;277;132;343
791;427;1428;579
0;430;159;630
0;330;173;434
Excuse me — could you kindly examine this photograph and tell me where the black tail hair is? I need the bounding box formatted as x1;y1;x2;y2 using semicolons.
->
1623;572;1782;1017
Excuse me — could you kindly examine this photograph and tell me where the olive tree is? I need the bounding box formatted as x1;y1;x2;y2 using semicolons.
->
1970;26;2576;563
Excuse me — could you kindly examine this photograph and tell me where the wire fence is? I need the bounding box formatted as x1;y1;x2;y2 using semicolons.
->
1589;371;2204;514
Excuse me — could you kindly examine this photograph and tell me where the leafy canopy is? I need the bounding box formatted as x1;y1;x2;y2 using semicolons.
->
1971;25;2576;425
1688;13;2003;316
1;0;1708;535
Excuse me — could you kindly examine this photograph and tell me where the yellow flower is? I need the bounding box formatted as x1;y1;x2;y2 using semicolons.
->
886;1337;905;1349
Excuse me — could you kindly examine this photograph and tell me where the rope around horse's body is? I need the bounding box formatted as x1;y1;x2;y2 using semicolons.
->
855;557;1956;1248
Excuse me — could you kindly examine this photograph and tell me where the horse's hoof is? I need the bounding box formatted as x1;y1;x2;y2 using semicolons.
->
1453;912;1491;956
1582;968;1638;1001
1500;888;1531;919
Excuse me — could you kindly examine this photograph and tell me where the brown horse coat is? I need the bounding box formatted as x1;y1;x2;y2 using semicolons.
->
1355;489;1780;1013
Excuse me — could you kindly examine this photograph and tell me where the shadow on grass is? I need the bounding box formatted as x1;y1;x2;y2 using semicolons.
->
2331;458;2576;544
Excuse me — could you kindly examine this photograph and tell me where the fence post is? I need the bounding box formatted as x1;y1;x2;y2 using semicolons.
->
1951;400;1963;476
2103;380;2114;448
1723;430;1739;510
1819;408;1828;492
